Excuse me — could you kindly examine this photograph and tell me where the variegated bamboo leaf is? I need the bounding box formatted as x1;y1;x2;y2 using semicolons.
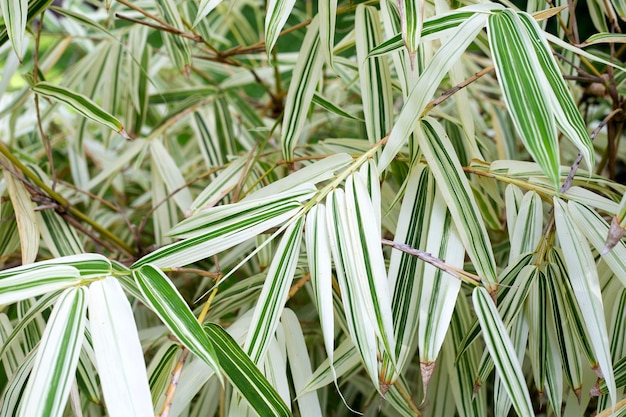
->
473;286;534;416
0;0;27;61
305;204;335;375
280;18;324;161
3;164;38;264
204;323;291;417
397;0;424;69
488;10;560;187
193;0;223;27
554;198;616;405
18;287;88;417
265;0;296;58
33;82;130;138
244;216;304;364
418;192;464;393
325;189;379;389
133;265;222;381
418;118;497;289
517;12;594;173
378;12;487;171
356;5;394;145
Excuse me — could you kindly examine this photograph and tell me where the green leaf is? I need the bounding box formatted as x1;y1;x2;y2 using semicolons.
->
554;198;616;405
0;266;80;305
0;0;27;61
487;10;560;188
204;323;291;417
473;286;534;417
18;287;88;417
0;0;52;48
133;265;222;382
89;277;153;417
193;0;222;27
244;216;304;364
32;82;130;139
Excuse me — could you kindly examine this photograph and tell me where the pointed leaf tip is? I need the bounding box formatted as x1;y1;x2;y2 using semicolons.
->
602;216;625;256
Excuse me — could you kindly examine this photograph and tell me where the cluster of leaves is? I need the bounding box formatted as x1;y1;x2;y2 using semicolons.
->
0;0;625;416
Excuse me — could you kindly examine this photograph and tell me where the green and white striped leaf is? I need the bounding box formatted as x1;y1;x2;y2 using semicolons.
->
389;164;435;372
89;277;153;417
305;204;334;374
18;287;88;417
3;165;39;264
526;271;548;399
280;18;324;161
517;12;594;173
133;184;315;268
312;93;361;120
554;198;616;405
36;210;84;257
378;12;487;171
133;265;221;381
473;286;534;417
193;0;223;27
325;189;379;389
418;118;497;289
582;32;626;46
488;10;560;188
418;192;464;391
0;0;51;48
265;0;296;58
509;190;543;260
157;0;192;75
568;201;626;287
282;309;323;417
32;82;129;139
189;156;247;213
398;0;424;69
355;5;394;145
0;0;27;61
345;172;396;364
0;265;81;305
318;0;337;66
244;216;304;364
204;323;291;417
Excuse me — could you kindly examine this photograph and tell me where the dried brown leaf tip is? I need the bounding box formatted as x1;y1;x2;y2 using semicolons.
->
601;216;625;256
420;361;436;400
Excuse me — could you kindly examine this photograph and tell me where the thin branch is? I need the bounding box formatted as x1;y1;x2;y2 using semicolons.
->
381;239;481;285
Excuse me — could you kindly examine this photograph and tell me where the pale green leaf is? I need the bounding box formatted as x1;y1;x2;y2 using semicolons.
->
3;165;39;264
398;0;424;69
193;0;223;27
318;0;337;66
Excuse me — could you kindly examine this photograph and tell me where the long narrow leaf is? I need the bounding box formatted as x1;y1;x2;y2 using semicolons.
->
18;287;88;417
204;323;291;417
89;277;153;417
244;216;304;364
265;0;296;58
473;287;534;416
554;198;616;405
133;265;221;381
33;82;130;139
0;0;27;61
